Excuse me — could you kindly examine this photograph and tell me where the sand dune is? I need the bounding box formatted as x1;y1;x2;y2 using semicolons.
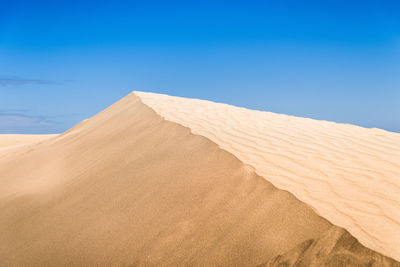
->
136;91;400;262
0;92;398;266
0;134;56;149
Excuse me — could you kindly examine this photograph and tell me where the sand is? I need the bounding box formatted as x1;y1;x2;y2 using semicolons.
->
136;91;400;262
0;92;398;266
0;134;57;149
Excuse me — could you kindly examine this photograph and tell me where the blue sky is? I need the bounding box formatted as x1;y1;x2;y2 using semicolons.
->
1;0;399;133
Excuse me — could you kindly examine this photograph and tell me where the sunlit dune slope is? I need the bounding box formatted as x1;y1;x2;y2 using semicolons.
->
135;91;400;262
0;93;398;266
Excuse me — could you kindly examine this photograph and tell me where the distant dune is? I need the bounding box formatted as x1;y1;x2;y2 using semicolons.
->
0;134;56;149
0;92;398;266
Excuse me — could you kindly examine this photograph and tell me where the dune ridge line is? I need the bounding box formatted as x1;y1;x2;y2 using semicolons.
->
134;90;400;261
0;94;336;265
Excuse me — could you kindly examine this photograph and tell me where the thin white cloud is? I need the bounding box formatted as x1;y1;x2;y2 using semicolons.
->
0;110;61;134
0;75;52;86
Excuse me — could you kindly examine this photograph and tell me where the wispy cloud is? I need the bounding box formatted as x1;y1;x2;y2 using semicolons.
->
0;75;52;86
0;109;61;134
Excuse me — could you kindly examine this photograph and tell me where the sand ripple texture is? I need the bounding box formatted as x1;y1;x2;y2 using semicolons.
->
135;91;400;261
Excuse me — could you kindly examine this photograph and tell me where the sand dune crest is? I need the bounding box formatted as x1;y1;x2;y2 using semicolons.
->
135;91;400;261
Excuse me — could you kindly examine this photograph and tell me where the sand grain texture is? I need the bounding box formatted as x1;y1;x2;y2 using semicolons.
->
259;227;399;267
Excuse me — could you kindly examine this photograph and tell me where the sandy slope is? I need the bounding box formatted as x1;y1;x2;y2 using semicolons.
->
0;94;331;266
0;134;56;149
0;93;398;266
135;91;400;262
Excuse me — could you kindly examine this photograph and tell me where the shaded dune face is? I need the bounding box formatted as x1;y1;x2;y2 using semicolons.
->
259;227;399;267
0;94;398;266
135;91;400;262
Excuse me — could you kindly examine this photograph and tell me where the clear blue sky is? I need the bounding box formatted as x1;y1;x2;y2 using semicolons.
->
1;0;399;133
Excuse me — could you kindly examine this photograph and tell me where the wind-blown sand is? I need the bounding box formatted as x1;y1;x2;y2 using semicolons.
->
0;92;398;266
136;91;400;262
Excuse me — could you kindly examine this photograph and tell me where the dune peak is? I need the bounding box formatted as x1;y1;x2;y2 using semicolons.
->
134;90;400;261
